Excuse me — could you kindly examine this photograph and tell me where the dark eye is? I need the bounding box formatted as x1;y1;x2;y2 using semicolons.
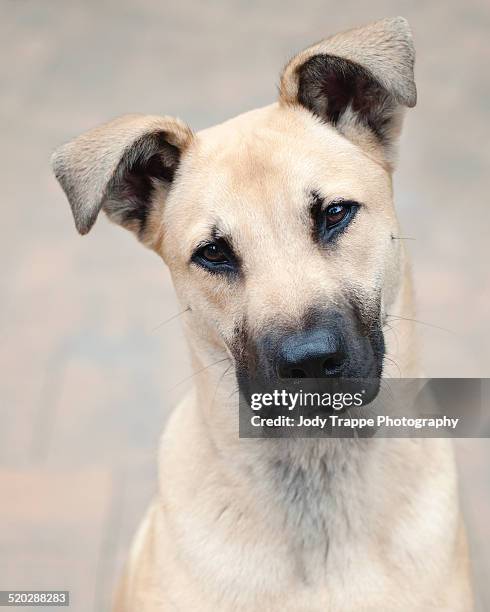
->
192;239;237;274
315;199;359;242
199;243;229;263
325;202;350;228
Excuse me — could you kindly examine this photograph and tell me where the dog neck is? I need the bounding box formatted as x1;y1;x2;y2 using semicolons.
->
184;348;389;556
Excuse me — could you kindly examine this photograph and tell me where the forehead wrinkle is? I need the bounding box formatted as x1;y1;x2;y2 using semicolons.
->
189;215;235;246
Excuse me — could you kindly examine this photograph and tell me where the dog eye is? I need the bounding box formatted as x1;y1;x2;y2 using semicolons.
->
312;196;360;243
316;199;359;242
200;243;229;263
325;202;350;228
192;239;237;274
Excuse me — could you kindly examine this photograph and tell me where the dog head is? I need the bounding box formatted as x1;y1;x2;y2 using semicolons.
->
52;17;416;392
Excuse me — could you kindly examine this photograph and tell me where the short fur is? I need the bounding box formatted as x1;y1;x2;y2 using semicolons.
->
52;17;473;612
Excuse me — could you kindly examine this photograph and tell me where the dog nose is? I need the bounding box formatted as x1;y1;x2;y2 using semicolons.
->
276;328;346;379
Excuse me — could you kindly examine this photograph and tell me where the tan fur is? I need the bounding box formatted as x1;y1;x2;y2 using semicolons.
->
52;17;473;612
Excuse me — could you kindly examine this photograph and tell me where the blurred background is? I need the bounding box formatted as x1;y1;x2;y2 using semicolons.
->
1;0;489;610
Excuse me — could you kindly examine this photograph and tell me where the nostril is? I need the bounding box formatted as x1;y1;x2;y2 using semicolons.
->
278;363;309;379
290;368;307;378
323;353;345;374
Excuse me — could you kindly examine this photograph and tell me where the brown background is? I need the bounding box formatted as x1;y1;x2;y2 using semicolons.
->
1;1;489;610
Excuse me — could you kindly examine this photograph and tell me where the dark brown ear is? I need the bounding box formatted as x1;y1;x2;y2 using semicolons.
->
279;17;416;164
52;114;193;247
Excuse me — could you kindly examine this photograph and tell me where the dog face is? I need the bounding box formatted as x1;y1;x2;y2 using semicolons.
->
164;106;392;387
52;17;416;389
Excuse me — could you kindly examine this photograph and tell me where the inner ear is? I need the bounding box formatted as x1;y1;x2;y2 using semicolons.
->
106;131;181;234
278;18;416;165
297;55;396;143
52;114;193;244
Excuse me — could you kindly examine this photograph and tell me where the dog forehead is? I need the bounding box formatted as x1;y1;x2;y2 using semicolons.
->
195;103;364;173
205;104;384;190
164;103;390;239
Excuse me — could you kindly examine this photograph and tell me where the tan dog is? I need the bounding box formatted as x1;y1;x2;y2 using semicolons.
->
52;17;473;612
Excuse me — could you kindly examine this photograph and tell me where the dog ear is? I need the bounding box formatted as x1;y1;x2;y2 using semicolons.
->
279;17;416;164
52;114;193;248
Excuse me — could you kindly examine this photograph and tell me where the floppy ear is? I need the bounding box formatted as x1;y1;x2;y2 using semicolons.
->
279;17;416;165
52;114;193;248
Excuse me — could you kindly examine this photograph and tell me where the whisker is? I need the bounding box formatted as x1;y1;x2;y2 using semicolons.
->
379;378;397;402
168;356;230;391
217;362;234;388
391;235;416;241
210;362;235;404
382;322;400;357
385;314;454;334
383;354;402;378
151;306;190;332
228;387;240;399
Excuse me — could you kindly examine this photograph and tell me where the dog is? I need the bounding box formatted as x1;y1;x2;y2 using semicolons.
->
52;17;473;612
